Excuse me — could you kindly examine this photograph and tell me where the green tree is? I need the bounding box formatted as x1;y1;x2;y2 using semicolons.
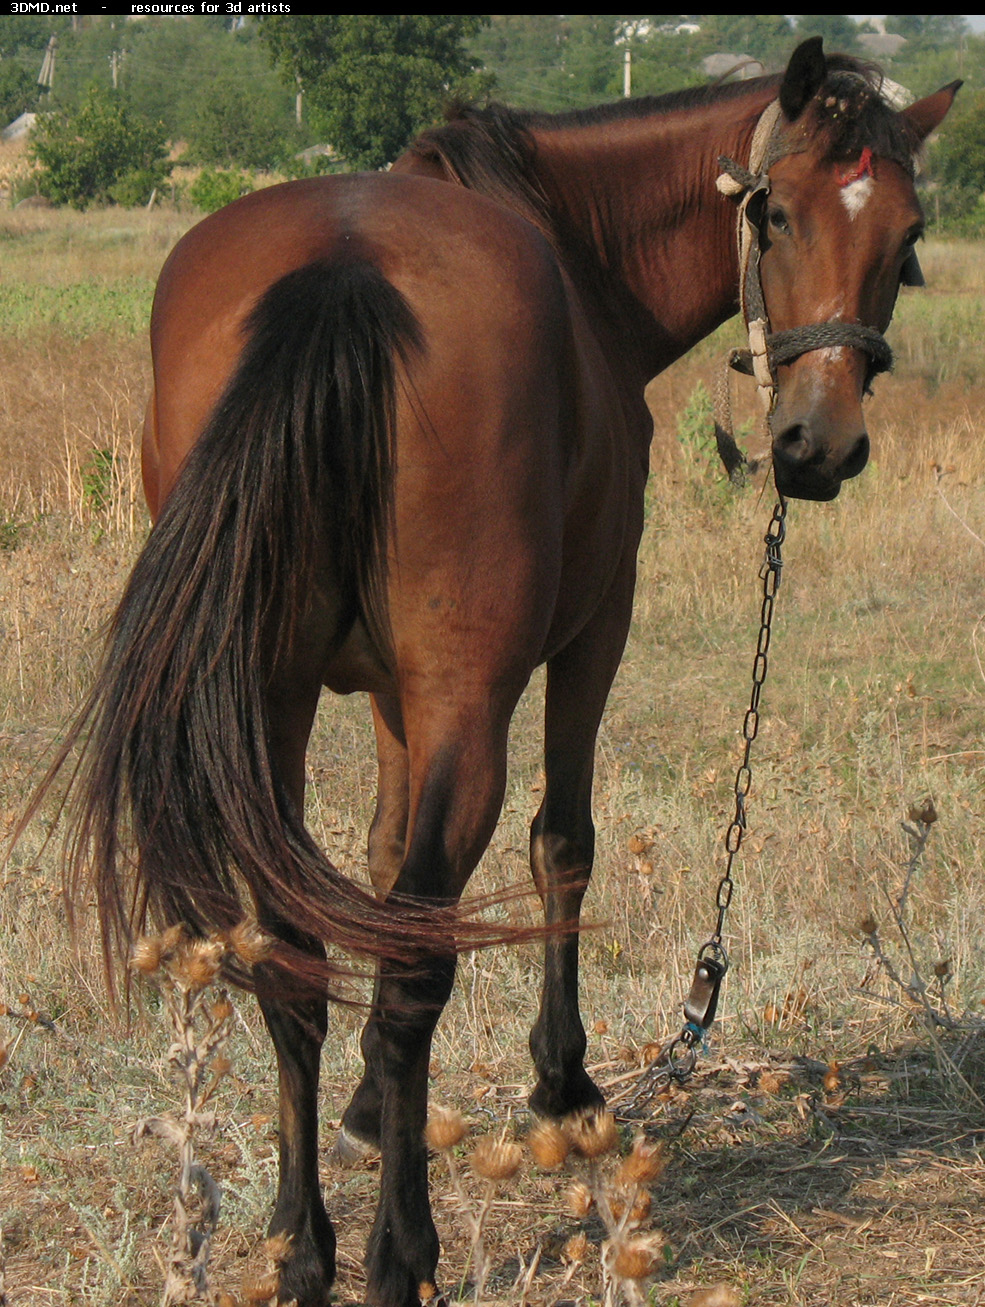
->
259;15;490;169
29;84;171;208
0;61;37;126
792;15;861;54
927;87;985;229
0;15;63;58
184;70;296;169
693;15;794;69
885;15;968;44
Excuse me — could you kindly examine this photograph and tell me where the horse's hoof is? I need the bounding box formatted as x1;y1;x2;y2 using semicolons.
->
330;1123;379;1167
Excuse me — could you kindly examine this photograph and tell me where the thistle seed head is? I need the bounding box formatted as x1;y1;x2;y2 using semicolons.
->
756;1069;789;1095
241;1275;279;1302
527;1120;570;1170
562;1231;589;1265
858;912;878;938
424;1105;468;1151
263;1231;293;1265
469;1136;522;1182
565;1179;594;1219
908;797;938;826
129;935;163;975
228;919;273;966
174;938;224;991
211;996;234;1023
159;923;187;958
611;1234;662;1281
689;1285;743;1307
565;1108;619;1158
616;1136;666;1186
610;1185;652;1226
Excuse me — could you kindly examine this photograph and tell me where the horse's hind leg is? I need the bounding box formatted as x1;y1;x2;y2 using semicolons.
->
337;693;409;1163
528;582;634;1119
359;694;519;1306
254;673;336;1307
255;952;335;1306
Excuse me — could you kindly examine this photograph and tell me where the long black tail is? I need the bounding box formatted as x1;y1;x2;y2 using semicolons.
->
27;260;513;989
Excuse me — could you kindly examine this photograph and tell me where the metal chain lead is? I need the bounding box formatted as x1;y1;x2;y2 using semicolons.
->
616;497;787;1120
714;495;786;944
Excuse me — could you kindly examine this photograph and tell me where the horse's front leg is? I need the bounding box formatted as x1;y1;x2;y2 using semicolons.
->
528;584;634;1119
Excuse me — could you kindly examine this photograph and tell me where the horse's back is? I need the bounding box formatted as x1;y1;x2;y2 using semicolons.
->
145;174;567;502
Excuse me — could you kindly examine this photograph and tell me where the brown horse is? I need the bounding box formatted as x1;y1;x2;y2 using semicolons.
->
41;38;956;1307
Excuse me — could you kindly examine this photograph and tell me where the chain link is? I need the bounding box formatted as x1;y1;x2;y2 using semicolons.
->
615;498;787;1120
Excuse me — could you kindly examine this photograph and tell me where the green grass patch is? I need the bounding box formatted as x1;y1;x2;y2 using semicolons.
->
0;279;153;338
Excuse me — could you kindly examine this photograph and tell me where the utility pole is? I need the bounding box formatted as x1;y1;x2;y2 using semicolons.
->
38;35;57;95
623;47;631;98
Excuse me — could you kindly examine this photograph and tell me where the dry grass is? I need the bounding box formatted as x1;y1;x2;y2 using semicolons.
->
2;213;985;1305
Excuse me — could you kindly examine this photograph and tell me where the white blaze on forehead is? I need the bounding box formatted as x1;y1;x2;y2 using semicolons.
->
841;174;875;219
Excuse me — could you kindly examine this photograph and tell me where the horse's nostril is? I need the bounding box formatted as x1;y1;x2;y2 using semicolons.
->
843;433;870;479
775;423;814;465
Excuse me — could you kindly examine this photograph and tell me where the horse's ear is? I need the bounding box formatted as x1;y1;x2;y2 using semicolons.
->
902;81;962;143
779;37;827;122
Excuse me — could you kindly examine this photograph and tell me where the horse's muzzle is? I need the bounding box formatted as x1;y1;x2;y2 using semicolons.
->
772;421;870;501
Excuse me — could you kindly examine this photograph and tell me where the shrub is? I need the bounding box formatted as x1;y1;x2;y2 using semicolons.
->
0;60;37;127
30;85;171;210
183;73;297;171
188;168;254;214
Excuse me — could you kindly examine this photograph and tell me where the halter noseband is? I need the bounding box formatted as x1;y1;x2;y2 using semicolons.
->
713;96;895;479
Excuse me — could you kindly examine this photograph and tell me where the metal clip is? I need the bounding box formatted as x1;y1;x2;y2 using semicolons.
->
683;949;728;1032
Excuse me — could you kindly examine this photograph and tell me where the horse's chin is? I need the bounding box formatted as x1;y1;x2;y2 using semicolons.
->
773;469;843;502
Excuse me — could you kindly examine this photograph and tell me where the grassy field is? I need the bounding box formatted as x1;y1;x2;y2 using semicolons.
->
2;207;985;1306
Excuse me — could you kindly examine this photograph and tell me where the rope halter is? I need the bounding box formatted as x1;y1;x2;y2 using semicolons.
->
713;96;895;481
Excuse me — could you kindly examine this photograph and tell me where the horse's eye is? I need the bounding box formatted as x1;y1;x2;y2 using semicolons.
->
903;227;924;248
767;206;790;236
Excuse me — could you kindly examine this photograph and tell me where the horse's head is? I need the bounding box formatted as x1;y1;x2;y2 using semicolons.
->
740;38;959;501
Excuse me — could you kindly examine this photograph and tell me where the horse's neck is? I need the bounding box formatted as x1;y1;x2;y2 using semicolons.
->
530;84;778;382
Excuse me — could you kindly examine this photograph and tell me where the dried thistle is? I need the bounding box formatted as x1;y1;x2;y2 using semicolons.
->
611;1234;661;1280
908;797;938;826
565;1178;595;1219
616;1137;666;1187
689;1285;743;1307
425;1105;468;1152
565;1108;619;1159
133;930;238;1305
756;1069;790;1096
609;1186;652;1227
172;937;224;991
858;911;878;939
429;1113;523;1303
528;1120;570;1170
469;1137;522;1182
227;918;273;967
130;935;163;976
562;1231;589;1265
